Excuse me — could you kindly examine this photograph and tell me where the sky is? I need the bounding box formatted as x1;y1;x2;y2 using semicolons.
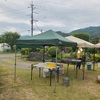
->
0;0;100;36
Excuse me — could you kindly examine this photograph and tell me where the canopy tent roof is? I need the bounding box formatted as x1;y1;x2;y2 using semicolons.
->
66;35;94;48
94;43;100;48
16;30;77;48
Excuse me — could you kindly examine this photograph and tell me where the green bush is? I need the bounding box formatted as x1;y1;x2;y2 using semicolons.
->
70;52;76;58
91;53;100;62
20;49;25;55
20;48;30;55
57;53;65;60
58;53;71;59
64;47;73;53
48;46;60;58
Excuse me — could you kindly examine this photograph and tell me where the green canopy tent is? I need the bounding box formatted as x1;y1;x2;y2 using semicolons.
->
15;29;77;92
16;29;77;67
16;29;77;64
16;30;77;47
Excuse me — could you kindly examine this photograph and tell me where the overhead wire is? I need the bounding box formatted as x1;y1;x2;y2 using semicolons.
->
34;21;42;33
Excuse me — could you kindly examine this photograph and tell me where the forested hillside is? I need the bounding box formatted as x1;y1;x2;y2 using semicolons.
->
70;26;100;36
56;26;100;42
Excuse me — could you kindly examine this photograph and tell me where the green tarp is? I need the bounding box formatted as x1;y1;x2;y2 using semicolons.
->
16;30;77;48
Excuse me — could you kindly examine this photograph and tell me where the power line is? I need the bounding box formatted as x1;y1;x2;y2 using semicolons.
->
29;2;44;35
34;21;42;33
1;0;42;35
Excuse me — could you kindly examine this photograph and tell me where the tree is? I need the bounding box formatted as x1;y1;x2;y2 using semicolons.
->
0;35;5;43
56;31;69;37
48;46;60;61
92;36;100;44
1;31;20;51
72;32;90;41
0;35;2;43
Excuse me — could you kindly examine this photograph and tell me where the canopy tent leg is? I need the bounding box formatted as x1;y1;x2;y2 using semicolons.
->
31;64;34;80
82;64;85;80
14;46;17;81
93;48;95;71
82;48;86;80
57;67;59;83
54;46;58;93
42;46;45;63
49;69;52;86
39;67;41;78
66;62;69;76
76;66;78;78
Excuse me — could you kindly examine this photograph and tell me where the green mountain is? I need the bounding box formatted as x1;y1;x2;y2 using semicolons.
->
70;26;100;36
56;26;100;43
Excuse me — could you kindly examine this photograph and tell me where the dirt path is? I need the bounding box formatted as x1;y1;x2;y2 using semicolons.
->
0;54;32;69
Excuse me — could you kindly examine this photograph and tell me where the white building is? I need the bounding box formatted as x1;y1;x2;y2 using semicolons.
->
0;43;11;51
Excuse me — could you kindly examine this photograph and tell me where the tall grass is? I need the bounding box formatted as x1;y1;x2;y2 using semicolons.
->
0;62;100;100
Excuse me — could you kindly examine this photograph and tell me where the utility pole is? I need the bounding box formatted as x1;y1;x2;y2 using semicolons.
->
30;1;41;36
30;1;34;36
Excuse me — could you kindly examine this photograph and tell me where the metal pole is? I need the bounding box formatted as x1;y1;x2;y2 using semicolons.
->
42;46;45;63
49;69;52;86
54;46;57;93
31;1;33;36
93;48;95;71
31;64;33;80
14;46;17;81
83;48;86;80
39;67;41;78
67;62;69;75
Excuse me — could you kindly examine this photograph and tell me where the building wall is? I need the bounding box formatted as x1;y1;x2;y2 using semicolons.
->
0;43;11;51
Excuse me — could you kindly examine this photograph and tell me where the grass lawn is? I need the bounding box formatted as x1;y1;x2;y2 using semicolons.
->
0;61;100;100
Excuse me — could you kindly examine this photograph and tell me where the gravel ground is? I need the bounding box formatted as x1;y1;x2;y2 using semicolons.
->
0;54;32;69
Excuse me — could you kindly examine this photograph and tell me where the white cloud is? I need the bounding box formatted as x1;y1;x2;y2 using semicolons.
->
3;26;17;32
0;0;100;35
38;20;65;27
